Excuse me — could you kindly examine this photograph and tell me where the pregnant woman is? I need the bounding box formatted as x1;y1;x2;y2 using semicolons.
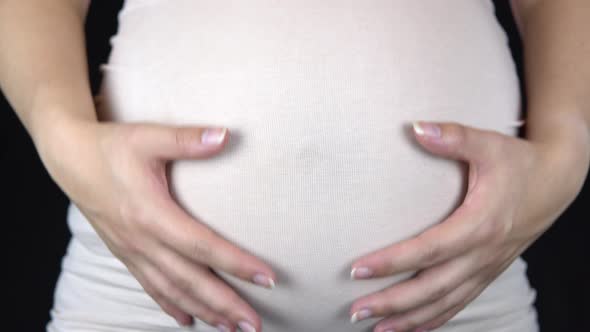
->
1;0;589;331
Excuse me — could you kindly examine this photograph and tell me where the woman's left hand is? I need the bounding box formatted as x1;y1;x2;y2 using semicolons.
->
348;120;589;332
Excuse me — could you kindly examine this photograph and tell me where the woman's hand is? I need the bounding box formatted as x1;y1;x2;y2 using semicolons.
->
36;116;275;332
347;120;590;332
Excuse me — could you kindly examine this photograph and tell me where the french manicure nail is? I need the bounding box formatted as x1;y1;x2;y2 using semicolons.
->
350;267;374;279
238;320;257;332
201;127;227;145
253;273;276;289
413;121;441;138
350;308;372;323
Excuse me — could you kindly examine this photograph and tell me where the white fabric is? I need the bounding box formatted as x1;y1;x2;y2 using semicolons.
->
48;1;539;331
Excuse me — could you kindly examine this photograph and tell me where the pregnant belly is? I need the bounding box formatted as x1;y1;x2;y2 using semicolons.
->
89;1;527;330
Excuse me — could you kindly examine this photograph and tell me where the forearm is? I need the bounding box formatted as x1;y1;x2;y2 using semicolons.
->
512;0;590;200
514;0;590;148
0;0;95;151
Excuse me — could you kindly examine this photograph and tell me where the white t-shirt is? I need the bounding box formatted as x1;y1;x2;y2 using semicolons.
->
49;1;538;331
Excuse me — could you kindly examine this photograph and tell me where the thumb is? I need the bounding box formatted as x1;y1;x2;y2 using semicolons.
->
137;124;229;160
411;120;499;169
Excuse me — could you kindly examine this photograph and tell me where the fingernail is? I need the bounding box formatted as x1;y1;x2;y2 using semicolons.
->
413;121;441;138
216;323;231;332
238;320;257;332
350;308;373;323
383;329;396;332
252;273;276;289
201;127;227;145
350;267;374;279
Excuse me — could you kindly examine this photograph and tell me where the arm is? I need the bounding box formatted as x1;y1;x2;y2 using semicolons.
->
0;0;94;154
0;2;274;330
511;0;590;146
346;4;590;330
511;0;590;198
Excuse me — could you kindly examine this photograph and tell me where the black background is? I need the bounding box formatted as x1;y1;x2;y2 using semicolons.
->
2;1;588;331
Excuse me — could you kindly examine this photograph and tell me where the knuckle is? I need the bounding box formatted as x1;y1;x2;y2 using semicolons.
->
175;128;198;152
172;294;192;314
428;283;450;302
481;250;501;270
473;221;491;243
375;291;400;314
171;275;193;295
437;290;457;309
124;124;147;150
213;303;235;320
118;202;143;225
446;289;468;310
432;295;458;320
160;277;181;301
121;238;145;256
476;218;509;245
419;241;441;266
191;236;214;264
383;300;401;314
119;203;156;233
447;123;467;146
118;202;136;223
371;303;389;317
105;227;143;255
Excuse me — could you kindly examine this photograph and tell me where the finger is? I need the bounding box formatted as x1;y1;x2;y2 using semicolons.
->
126;261;194;327
130;123;230;160
411;121;501;171
143;282;195;328
138;257;235;331
411;253;518;332
148;242;261;332
372;275;484;332
408;277;492;332
350;248;488;320
351;195;489;278
152;194;277;289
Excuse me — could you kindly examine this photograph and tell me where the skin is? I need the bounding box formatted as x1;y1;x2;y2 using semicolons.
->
348;1;590;331
0;1;273;331
1;1;589;332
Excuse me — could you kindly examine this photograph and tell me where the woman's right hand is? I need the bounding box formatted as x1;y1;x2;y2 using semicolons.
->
36;116;275;332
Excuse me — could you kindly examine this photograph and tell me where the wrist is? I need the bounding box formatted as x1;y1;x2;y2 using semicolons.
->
525;104;590;146
30;103;97;154
31;105;100;178
518;116;590;239
534;116;590;207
